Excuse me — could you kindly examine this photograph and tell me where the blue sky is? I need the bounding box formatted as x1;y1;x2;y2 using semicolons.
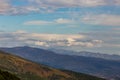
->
0;0;120;55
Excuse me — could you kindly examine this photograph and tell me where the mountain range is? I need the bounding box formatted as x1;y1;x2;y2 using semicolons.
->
0;50;105;80
50;49;120;61
0;46;120;80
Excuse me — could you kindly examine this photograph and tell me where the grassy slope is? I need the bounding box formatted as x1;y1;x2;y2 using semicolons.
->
0;50;106;80
0;69;20;80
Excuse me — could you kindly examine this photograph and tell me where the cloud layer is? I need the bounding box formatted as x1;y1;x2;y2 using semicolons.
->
29;0;120;7
24;18;75;25
82;14;120;26
23;14;120;26
0;31;103;48
0;30;119;54
0;0;120;15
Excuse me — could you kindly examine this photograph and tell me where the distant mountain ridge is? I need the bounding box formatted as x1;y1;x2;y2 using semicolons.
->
50;48;120;61
0;46;120;80
0;50;105;80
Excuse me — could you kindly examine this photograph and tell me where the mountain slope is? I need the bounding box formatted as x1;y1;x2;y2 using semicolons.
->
1;46;120;80
2;47;120;80
0;50;105;80
0;69;20;80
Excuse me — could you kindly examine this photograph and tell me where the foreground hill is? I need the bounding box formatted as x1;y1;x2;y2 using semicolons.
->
0;50;105;80
0;69;20;80
1;46;120;80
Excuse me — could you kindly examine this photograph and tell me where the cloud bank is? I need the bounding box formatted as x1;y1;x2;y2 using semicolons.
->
0;0;120;15
82;14;120;26
0;31;103;48
24;18;75;25
0;30;119;54
23;15;120;26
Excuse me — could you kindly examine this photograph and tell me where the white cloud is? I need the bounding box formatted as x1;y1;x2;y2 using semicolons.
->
13;30;27;34
30;0;120;10
29;0;120;7
114;0;120;5
112;28;120;31
35;41;49;47
0;31;103;48
1;31;120;54
24;14;120;26
54;18;74;24
0;0;11;15
67;39;103;47
24;18;75;25
29;33;85;41
82;14;120;26
24;20;52;25
0;0;120;15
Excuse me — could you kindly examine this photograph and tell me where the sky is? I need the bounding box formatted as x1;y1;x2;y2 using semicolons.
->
0;0;120;55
